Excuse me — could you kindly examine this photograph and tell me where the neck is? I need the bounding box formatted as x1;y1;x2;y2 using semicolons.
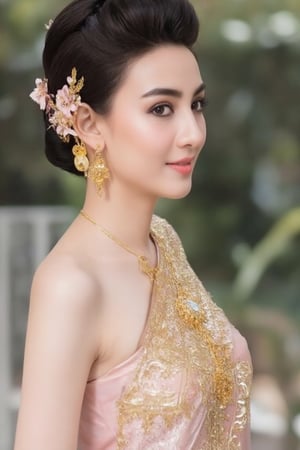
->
82;179;157;254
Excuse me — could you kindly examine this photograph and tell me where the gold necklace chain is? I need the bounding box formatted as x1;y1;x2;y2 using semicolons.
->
80;209;157;282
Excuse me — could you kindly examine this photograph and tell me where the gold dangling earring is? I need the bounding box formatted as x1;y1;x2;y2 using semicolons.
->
72;139;89;176
88;144;110;194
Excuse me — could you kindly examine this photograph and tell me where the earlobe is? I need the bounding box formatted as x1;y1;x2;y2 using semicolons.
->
73;103;104;150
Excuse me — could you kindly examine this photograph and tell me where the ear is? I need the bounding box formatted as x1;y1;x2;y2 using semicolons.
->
73;103;105;152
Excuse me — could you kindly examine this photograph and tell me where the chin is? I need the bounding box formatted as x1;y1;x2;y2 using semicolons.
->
161;184;192;200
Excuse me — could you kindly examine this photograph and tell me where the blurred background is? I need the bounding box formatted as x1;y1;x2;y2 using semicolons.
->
0;0;299;448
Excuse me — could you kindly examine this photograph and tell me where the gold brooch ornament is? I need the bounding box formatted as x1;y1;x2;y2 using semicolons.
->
175;294;206;330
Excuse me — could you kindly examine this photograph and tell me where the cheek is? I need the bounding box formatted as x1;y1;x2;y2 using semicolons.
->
109;113;172;162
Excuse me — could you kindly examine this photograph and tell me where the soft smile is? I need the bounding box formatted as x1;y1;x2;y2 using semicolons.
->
166;157;194;175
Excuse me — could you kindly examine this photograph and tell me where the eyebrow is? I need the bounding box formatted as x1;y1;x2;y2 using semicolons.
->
141;83;206;99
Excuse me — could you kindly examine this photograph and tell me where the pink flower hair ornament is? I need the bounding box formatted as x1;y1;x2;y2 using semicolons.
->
29;67;84;143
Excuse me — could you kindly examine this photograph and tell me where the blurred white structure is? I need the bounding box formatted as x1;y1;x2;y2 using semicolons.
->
0;206;74;450
251;374;288;437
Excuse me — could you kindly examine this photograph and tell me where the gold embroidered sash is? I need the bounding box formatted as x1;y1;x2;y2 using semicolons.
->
116;216;252;450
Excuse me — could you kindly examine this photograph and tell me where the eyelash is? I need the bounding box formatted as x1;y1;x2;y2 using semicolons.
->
150;98;208;117
193;97;208;112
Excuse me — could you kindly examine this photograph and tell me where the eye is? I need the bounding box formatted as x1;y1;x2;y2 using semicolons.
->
150;104;173;116
192;97;208;112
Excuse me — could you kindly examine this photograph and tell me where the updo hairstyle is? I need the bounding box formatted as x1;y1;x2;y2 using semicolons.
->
43;0;200;175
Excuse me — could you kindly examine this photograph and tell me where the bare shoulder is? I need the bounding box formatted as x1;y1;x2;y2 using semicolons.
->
14;252;101;449
27;250;102;373
31;250;99;318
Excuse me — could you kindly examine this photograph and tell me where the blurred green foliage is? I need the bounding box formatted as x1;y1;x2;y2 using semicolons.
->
1;0;300;445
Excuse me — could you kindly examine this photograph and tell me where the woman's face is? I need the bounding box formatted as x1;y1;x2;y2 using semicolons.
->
99;44;207;200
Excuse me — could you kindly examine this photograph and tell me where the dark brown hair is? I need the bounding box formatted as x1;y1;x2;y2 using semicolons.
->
42;0;199;175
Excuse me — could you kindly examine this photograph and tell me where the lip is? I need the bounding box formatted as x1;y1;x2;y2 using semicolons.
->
167;157;194;165
166;157;194;175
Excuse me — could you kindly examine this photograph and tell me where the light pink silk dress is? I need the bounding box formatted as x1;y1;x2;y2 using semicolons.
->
78;217;252;450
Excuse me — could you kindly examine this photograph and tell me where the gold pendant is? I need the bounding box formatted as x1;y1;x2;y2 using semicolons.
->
138;256;157;282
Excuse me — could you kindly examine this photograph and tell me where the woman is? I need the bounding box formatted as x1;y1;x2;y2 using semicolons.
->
14;0;252;449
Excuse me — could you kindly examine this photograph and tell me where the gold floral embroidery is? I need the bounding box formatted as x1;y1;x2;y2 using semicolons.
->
174;276;234;408
116;216;252;449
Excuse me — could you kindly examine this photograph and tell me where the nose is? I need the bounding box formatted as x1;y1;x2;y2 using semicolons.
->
176;110;206;151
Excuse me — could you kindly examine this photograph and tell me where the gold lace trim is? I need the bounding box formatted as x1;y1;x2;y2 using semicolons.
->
228;361;252;449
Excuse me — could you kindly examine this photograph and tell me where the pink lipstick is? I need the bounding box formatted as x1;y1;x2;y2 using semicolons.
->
166;157;194;175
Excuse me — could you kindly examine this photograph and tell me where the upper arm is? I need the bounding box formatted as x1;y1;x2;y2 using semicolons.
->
14;260;99;450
